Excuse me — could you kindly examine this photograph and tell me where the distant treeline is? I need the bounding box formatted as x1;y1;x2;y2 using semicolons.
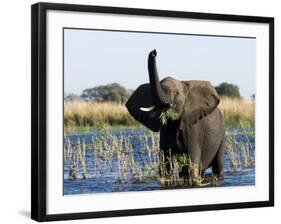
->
65;83;133;104
65;82;254;104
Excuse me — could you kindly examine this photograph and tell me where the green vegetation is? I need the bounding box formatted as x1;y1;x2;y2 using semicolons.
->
159;107;179;125
64;128;254;187
80;83;133;104
215;82;241;98
64;97;255;130
64;93;83;102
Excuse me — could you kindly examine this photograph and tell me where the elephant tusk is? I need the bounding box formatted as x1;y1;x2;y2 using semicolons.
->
140;105;156;112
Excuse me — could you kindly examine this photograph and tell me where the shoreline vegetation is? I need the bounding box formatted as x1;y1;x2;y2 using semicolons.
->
64;97;255;188
64;97;255;133
64;128;255;186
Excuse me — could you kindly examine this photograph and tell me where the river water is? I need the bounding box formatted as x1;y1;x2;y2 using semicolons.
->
63;128;255;195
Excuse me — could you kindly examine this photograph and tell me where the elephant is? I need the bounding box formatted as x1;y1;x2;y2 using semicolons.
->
125;49;225;183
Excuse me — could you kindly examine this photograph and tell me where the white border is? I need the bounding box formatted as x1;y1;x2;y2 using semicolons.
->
46;10;269;214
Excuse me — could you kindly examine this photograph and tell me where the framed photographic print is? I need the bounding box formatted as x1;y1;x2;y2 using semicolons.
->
31;2;274;222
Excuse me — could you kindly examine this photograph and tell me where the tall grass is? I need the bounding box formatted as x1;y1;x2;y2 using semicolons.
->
64;97;255;129
219;97;255;128
64;101;138;128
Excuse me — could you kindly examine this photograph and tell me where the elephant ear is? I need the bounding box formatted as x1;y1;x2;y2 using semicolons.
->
181;81;220;127
125;84;161;132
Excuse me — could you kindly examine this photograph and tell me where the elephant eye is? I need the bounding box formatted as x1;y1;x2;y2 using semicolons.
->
175;91;179;96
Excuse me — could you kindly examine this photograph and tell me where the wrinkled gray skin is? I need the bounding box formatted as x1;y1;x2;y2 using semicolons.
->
126;49;225;180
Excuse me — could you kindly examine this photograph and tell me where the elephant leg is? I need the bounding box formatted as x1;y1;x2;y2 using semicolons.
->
159;128;172;177
163;149;171;175
211;139;225;179
179;165;189;178
188;143;202;182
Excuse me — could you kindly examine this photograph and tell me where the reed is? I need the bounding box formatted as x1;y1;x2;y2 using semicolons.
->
64;128;254;187
225;133;255;172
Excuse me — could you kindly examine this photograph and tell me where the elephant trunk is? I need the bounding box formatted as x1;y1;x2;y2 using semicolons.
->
148;49;168;106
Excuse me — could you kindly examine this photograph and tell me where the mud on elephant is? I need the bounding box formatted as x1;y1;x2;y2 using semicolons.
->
126;49;225;185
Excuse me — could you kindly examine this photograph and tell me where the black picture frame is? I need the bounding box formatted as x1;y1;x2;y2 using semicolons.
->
31;2;274;222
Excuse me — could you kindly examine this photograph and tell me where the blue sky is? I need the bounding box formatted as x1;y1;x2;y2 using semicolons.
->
64;29;256;99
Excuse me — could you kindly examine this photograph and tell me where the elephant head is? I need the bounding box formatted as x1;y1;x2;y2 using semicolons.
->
125;49;220;132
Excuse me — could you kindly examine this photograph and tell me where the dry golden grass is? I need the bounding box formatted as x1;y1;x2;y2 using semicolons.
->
219;97;255;128
64;101;138;127
64;97;255;129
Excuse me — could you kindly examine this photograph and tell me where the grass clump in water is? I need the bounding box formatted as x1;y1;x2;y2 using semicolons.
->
64;128;254;188
158;152;218;187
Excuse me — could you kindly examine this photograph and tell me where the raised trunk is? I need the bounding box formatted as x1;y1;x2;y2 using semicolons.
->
148;49;168;106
